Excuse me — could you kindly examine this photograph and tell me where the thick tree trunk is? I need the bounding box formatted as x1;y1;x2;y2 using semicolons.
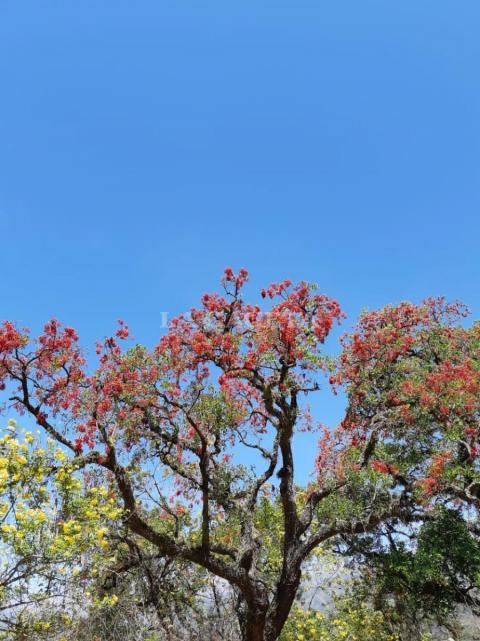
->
240;571;301;641
264;567;302;641
245;616;267;641
238;592;268;641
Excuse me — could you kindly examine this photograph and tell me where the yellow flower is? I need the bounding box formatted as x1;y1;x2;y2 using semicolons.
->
61;519;81;539
36;510;46;523
100;593;119;607
34;621;51;632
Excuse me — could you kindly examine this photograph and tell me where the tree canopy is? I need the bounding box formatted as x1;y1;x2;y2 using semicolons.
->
0;269;479;641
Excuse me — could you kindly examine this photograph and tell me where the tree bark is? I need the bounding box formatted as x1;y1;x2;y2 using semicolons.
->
245;615;267;641
264;567;302;641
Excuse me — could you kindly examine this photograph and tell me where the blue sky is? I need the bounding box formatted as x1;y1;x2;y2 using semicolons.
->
0;1;478;478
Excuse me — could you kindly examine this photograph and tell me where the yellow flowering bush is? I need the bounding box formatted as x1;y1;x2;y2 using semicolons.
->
0;420;123;640
280;599;399;641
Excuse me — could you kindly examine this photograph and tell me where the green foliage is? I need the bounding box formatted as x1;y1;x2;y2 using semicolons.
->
346;508;480;636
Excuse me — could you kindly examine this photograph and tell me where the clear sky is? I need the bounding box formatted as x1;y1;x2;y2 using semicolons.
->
0;1;478;478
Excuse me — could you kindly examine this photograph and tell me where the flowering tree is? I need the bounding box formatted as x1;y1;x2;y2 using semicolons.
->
336;297;480;504
0;420;122;639
0;269;478;641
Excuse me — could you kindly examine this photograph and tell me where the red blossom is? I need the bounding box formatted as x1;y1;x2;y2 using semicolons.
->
370;460;398;476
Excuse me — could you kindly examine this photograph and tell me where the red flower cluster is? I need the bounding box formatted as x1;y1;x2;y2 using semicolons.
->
115;320;130;340
419;451;453;496
0;321;27;389
370;460;398;476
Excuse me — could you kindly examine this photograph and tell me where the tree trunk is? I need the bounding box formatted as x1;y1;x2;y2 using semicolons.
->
264;567;302;641
238;594;268;641
245;616;267;641
241;581;300;641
